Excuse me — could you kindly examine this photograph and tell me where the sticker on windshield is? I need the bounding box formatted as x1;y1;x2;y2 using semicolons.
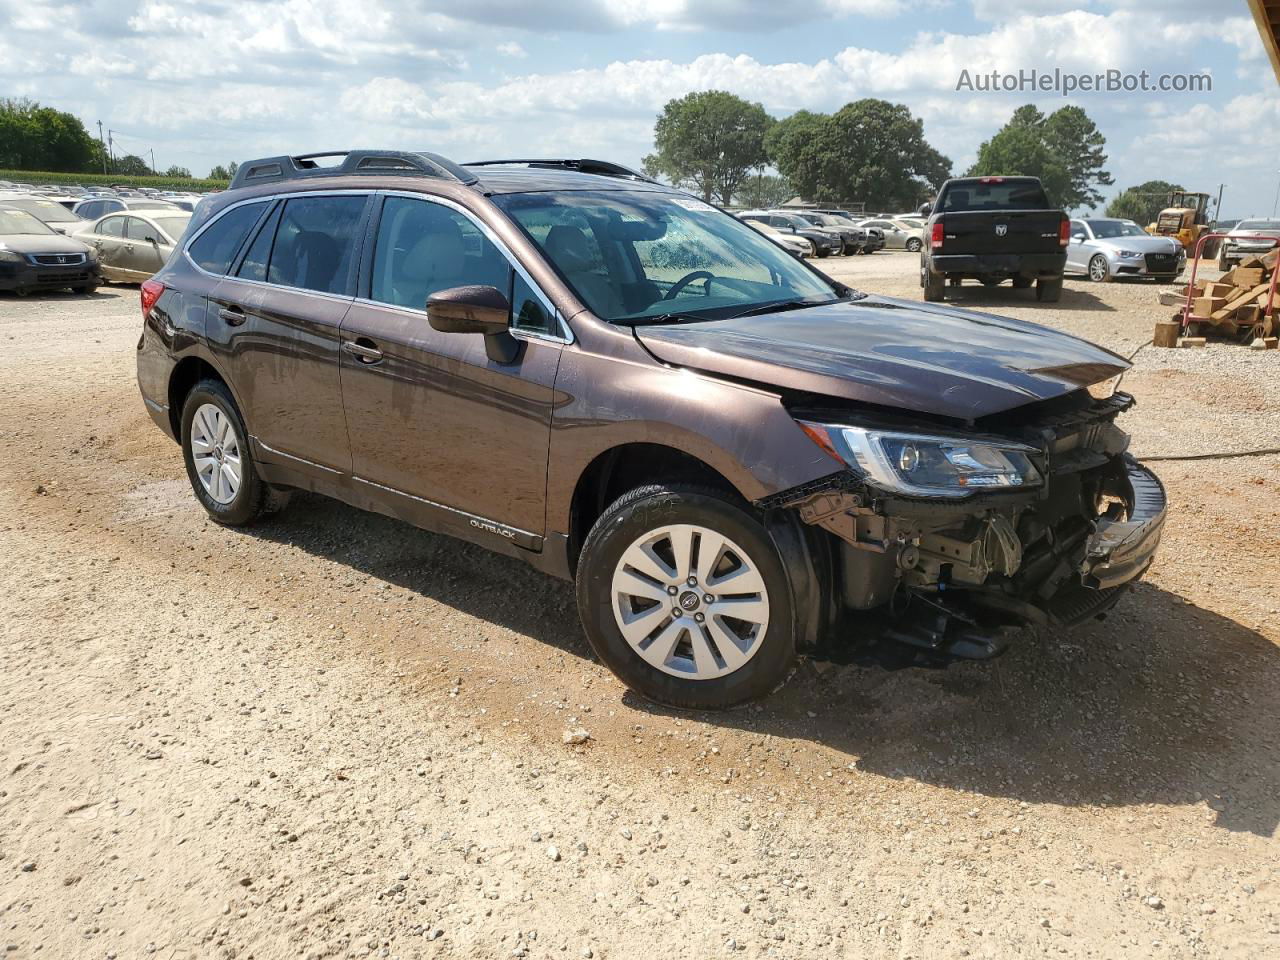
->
670;197;716;213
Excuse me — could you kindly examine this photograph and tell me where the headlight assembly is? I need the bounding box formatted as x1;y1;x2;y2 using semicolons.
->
0;249;25;264
798;422;1043;499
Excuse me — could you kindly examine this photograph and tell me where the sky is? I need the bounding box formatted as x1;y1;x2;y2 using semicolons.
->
1;0;1277;217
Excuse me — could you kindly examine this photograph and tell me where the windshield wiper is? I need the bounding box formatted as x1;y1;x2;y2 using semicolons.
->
623;311;716;327
720;297;844;321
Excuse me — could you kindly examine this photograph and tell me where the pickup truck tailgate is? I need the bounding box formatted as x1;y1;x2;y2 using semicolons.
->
940;211;1064;255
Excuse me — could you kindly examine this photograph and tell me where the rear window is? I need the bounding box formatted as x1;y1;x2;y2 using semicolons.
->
941;180;1049;212
188;201;269;275
4;197;80;222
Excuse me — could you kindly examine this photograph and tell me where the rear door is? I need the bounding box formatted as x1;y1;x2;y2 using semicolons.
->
337;193;562;542
205;194;369;476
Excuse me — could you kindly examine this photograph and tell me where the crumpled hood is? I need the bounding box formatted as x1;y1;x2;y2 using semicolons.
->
633;295;1130;421
0;232;92;256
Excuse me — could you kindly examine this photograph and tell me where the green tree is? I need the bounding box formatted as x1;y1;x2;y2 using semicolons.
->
207;161;238;180
736;171;793;209
968;103;1112;211
163;165;192;178
767;100;950;211
0;98;97;171
1105;179;1183;224
644;91;772;205
112;154;151;176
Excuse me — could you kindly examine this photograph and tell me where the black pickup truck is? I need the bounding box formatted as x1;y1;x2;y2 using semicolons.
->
920;176;1069;303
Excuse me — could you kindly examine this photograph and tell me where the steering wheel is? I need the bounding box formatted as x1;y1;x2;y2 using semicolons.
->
662;270;716;300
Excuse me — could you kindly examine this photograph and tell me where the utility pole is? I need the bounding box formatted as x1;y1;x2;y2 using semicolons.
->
150;148;156;175
97;120;107;174
107;130;115;171
1214;183;1224;224
1272;171;1279;217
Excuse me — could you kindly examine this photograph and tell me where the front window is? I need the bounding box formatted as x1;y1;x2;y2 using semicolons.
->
0;209;55;235
493;190;841;323
1084;220;1147;239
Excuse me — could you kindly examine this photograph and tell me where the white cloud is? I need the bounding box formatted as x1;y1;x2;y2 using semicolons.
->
496;41;528;58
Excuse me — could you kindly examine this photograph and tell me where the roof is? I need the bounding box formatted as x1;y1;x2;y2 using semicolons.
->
462;166;676;196
1248;0;1280;84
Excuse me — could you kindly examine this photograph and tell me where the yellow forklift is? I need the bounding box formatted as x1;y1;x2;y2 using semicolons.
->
1147;191;1214;256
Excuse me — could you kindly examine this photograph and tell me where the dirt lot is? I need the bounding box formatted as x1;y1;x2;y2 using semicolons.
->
1;254;1277;960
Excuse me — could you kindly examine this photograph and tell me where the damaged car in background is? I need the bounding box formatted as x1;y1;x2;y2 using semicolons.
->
136;150;1166;710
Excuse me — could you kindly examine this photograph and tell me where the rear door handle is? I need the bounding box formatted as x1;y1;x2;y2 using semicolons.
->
342;339;384;364
218;306;247;326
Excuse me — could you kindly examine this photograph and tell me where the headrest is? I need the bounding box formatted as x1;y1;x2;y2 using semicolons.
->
402;217;464;282
544;224;595;272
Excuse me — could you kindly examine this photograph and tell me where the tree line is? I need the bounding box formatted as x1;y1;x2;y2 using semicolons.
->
0;98;226;181
643;90;1134;214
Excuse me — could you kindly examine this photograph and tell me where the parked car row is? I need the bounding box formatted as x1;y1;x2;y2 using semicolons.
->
0;187;194;294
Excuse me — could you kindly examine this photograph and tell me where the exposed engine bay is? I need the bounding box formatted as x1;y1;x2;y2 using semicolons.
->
761;390;1168;659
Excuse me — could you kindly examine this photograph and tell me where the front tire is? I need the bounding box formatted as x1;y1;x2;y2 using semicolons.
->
1088;254;1112;283
576;484;796;710
180;378;289;526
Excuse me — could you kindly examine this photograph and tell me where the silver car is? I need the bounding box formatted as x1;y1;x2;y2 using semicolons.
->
1065;218;1185;282
70;210;191;283
1217;218;1280;270
857;217;925;252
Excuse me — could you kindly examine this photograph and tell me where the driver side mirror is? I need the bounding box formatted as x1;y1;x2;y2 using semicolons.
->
1072;233;1086;243
427;284;521;364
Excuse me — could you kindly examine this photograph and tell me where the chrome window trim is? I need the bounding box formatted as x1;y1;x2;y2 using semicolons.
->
182;187;573;345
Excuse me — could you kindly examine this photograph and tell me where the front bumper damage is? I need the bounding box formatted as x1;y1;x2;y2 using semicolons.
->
760;392;1167;655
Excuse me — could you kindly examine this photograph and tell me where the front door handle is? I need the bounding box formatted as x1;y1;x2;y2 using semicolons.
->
218;306;247;326
342;339;384;364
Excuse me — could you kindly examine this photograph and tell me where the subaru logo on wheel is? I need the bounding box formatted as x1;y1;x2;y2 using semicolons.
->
994;224;1008;237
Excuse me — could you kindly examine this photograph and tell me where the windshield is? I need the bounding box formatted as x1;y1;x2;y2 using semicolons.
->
149;214;192;241
0;209;56;235
1237;219;1280;232
494;190;840;323
1085;220;1147;239
2;197;80;222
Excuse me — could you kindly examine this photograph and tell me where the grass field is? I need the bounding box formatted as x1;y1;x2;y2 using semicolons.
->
0;169;229;191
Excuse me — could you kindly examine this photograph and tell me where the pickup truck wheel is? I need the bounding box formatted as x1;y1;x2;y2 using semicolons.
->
905;238;922;252
1088;255;1112;283
181;379;290;527
922;267;945;302
1036;277;1064;302
576;484;795;710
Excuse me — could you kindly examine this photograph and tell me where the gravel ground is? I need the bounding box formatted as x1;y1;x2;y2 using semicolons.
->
1;256;1277;960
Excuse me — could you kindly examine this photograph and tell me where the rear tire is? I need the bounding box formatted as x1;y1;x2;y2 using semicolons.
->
922;266;945;302
180;378;289;527
576;484;796;710
905;238;922;253
1036;277;1064;302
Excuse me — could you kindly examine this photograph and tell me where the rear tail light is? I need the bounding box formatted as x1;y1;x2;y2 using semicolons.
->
1058;218;1070;247
930;221;944;250
141;278;165;319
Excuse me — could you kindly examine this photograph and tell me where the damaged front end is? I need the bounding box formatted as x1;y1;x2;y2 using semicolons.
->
760;391;1167;659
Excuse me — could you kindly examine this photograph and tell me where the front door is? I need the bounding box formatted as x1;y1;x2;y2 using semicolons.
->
338;194;562;542
123;216;168;280
87;213;128;279
205;193;370;476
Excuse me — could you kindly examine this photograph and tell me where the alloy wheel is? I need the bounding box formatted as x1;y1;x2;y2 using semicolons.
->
1089;255;1109;282
610;523;770;681
190;402;242;505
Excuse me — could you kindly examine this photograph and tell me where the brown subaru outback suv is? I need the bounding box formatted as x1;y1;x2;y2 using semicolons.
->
136;150;1166;709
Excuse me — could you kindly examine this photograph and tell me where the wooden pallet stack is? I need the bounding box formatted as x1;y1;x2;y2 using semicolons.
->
1156;249;1279;349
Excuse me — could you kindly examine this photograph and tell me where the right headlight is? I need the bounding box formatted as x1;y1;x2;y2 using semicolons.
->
0;249;25;264
798;422;1043;499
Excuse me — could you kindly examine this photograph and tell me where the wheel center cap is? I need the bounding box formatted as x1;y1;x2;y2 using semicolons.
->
678;591;701;611
213;445;224;461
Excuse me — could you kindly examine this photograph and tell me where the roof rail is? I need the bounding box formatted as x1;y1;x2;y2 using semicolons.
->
228;150;478;190
464;158;658;184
